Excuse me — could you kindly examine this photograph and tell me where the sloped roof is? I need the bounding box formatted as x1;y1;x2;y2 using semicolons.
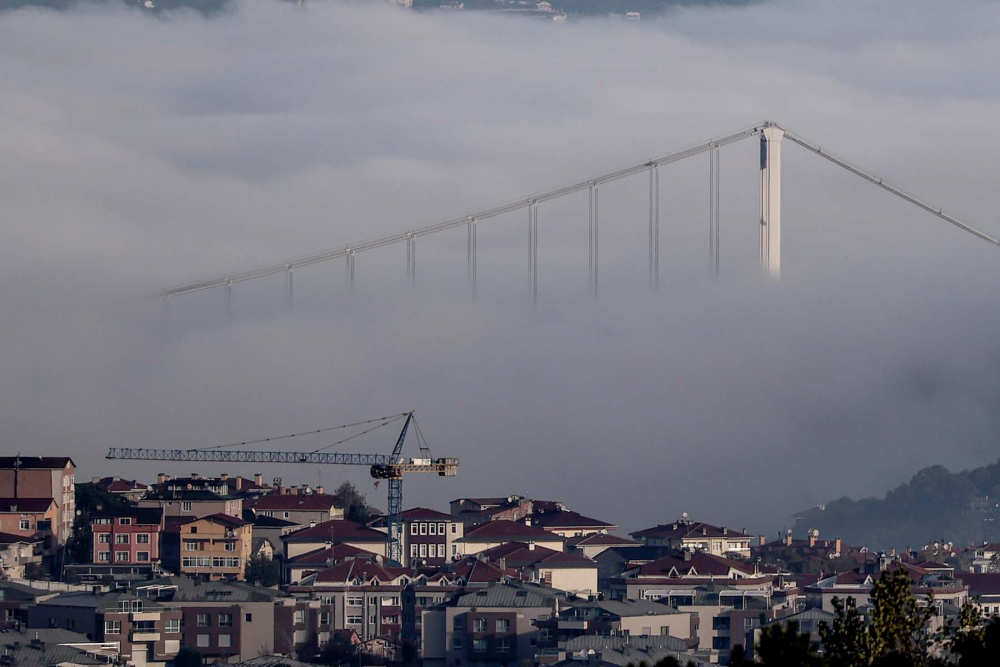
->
459;520;565;543
0;530;44;544
563;599;682;618
254;494;340;511
566;533;641;548
764;607;836;626
91;507;163;525
284;519;386;543
311;559;404;584
454;582;560;608
0;498;54;513
402;507;455;521
479;542;596;569
38;589;166;611
631;521;749;540
0;456;74;469
957;573;1000;597
447;556;525;584
561;633;689;654
288;543;377;565
138;576;287;602
528;509;615;530
178;512;250;528
0;628;104;666
636;552;755;578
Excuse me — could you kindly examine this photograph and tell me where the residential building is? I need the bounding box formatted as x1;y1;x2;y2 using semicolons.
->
28;590;183;667
91;477;151;502
251;493;344;525
0;456;75;546
0;498;58;567
526;509;616;538
281;519;387;560
565;533;642;560
136;577;289;661
0;579;54;628
750;608;834;659
0;627;119;666
477;542;598;596
804;560;969;613
421;581;574;667
593;546;673;592
400;508;464;567
630;520;752;558
456;520;565;556
90;507;164;567
963;573;1000;617
283;543;382;584
163;513;252;580
543;635;710;667
535;599;693;650
609;551;761;601
0;532;44;580
139;483;243;521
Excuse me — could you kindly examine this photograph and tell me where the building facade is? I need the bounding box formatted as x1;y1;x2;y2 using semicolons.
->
0;456;75;545
91;508;164;566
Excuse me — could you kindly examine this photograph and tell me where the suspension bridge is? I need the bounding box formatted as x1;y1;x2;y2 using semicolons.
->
159;121;1000;307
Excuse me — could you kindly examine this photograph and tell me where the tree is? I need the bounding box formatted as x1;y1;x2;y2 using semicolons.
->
244;553;281;587
820;595;875;667
867;568;936;665
727;644;748;666
174;648;203;667
317;633;357;665
67;482;130;564
756;623;820;666
333;481;370;523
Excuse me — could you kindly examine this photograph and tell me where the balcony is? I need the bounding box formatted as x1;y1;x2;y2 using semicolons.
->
131;613;160;621
131;631;161;641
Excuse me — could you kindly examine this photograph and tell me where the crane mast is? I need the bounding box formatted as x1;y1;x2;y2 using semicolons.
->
106;412;458;565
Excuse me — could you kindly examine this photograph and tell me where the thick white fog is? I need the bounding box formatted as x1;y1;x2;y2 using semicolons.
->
2;0;1000;536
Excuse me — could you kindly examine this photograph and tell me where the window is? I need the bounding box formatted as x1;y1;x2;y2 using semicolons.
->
439;544;447;558
368;615;376;625
368;597;377;606
219;613;233;627
197;614;211;627
420;523;427;535
115;534;130;544
429;523;437;535
453;616;466;631
294;610;305;624
410;544;418;559
451;523;457;534
224;541;236;551
118;601;131;613
496;619;510;633
712;637;730;650
453;637;463;650
497;639;511;653
411;523;418;535
98;533;110;544
452;545;457;556
182;502;192;512
245;613;253;623
347;615;362;625
213;557;240;568
474;618;488;632
136;533;150;544
347;596;363;606
320;612;330;626
104;620;121;635
642;627;652;636
197;634;210;648
473;639;487;654
98;551;111;562
419;544;428;558
136;551;150;562
660;626;670;635
166;619;180;633
712;617;730;630
116;551;130;562
119;518;132;525
185;542;198;551
283;512;290;519
745;617;756;630
190;526;197;534
219;634;232;648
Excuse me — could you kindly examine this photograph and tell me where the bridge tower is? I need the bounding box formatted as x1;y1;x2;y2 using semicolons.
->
760;125;784;277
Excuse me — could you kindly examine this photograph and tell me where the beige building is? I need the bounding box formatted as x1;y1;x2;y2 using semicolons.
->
172;514;253;580
281;519;388;560
631;520;752;558
477;542;598;596
455;520;565;556
139;487;243;521
0;456;76;545
252;492;344;526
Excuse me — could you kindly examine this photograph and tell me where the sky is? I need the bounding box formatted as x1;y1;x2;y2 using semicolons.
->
2;0;1000;539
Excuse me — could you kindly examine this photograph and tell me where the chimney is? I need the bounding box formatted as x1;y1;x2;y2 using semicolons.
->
220;473;229;481
683;550;692;562
835;538;842;555
290;486;299;496
280;486;289;495
524;517;531;527
785;534;793;546
528;542;536;551
309;520;317;528
157;473;169;484
809;533;817;548
317;485;324;495
759;535;767;547
235;477;242;491
190;473;199;480
255;473;263;486
722;527;728;536
92;477;100;484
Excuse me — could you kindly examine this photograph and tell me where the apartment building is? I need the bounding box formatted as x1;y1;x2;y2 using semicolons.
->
28;590;183;667
526;509;616;539
609;552;760;601
630;520;752;558
91;477;151;502
477;542;598;596
135;577;288;661
455;520;565;556
163;514;253;580
565;533;641;560
283;543;381;584
0;499;57;544
139;486;243;521
281;519;387;560
450;496;556;527
804;561;969;613
0;533;44;580
421;581;573;667
91;507;164;567
251;493;343;525
0;456;75;545
535;599;693;650
401;508;464;567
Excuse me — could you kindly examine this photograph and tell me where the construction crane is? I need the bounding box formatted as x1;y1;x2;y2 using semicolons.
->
106;412;458;565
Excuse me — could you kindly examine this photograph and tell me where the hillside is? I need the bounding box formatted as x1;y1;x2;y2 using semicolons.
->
793;460;1000;551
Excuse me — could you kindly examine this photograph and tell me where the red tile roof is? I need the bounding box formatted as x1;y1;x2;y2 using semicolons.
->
254;494;340;511
631;521;749;540
480;542;596;568
285;519;387;543
288;543;377;565
566;534;641;548
97;478;149;493
314;559;400;584
528;510;615;530
198;513;251;528
636;552;755;578
0;531;43;544
448;556;526;583
963;573;1000;596
0;457;74;470
402;507;455;521
0;498;55;513
460;520;565;543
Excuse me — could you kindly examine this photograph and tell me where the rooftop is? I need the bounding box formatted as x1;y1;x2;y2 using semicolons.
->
284;519;386;543
631;521;749;541
528;509;615;530
254;494;341;511
0;456;75;470
459;520;565;543
0;498;54;513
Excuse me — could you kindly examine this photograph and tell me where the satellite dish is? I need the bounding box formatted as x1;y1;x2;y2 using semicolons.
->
273;477;282;486
681;512;689;520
